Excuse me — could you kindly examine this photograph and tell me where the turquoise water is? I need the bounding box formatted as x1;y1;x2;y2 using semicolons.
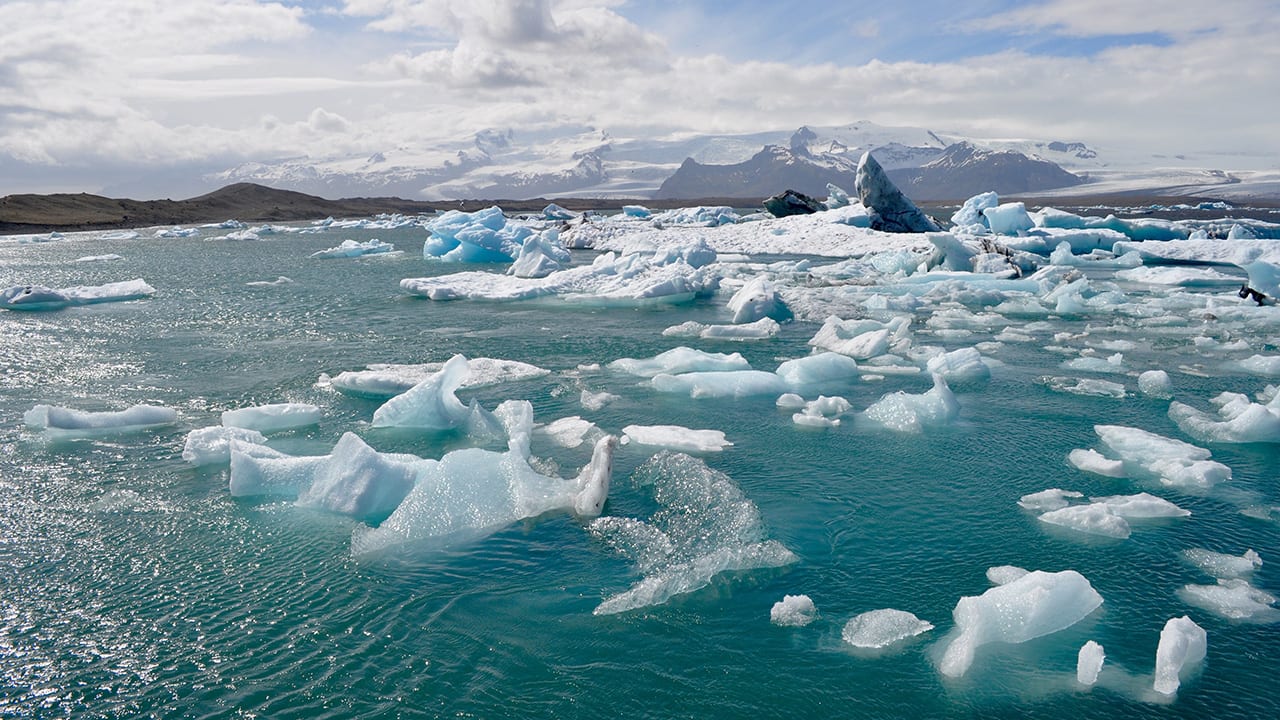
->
1;224;1278;719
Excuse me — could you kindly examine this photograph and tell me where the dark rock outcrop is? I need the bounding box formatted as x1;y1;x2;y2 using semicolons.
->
886;142;1084;201
855;153;939;233
655;145;858;200
763;189;825;217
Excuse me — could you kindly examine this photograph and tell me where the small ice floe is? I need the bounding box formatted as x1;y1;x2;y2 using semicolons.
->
182;426;272;466
536;416;599;448
1168;390;1280;444
327;357;549;400
925;347;991;384
311;238;396;259
1138;370;1173;398
663;318;781;341
771;595;817;627
1177;580;1278;623
1042;376;1127;398
1071;425;1231;491
370;355;502;437
222;403;322;434
939;569;1103;678
1;279;155;311
1182;548;1263;580
1077;641;1106;686
842;608;934;649
986;565;1030;585
246;276;295;287
74;254;123;263
859;374;959;433
24;404;177;440
622;425;732;453
1153;616;1206;696
651;370;790;399
1018;488;1084;512
1038;504;1132;539
608;347;751;377
774;353;859;388
791;395;851;428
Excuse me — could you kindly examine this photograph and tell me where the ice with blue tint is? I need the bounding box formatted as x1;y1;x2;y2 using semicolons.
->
608;347;751;377
352;432;617;557
924;347;991;384
727;276;791;323
651;370;790;399
1;279;155;311
1169;391;1280;444
1153;616;1206;695
774;352;859;387
1182;548;1263;580
541;203;576;221
939;569;1103;678
983;202;1035;236
809;315;911;359
651;206;742;227
422;206;532;262
310;238;395;259
182;426;272;466
771;595;817;627
1177;580;1278;623
951;191;1000;230
1088;425;1232;490
24;404;177;440
1038;504;1131;539
842;609;934;649
589;452;797;615
622;205;651;219
370;354;500;436
222;403;322;434
326;357;549;400
860;374;959;433
508;228;571;278
622;424;732;453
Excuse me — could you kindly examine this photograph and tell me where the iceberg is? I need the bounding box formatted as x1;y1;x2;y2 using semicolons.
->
608;347;751;377
771;595;818;627
422;206;531;262
310;238;395;259
727;277;791;324
939;569;1103;678
1077;641;1105;686
1038;504;1132;539
508;229;571;278
1177;580;1278;623
925;347;991;384
651;370;790;399
1091;425;1231;491
983;202;1035;236
1153;616;1206;696
222;403;322;434
589;452;797;615
860;374;959;433
182;426;272;465
1169;391;1280;444
327;357;549;400
774;353;859;387
791;395;852;428
369;354;499;436
622;424;733;453
1;279;155;311
24;403;177;440
951;191;999;230
352;434;618;556
841;609;934;649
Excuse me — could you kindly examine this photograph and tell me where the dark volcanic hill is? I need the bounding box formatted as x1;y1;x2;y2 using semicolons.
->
0;183;440;234
655;145;858;200
886;142;1085;201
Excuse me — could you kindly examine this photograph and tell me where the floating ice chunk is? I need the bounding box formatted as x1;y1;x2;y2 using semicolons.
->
771;595;818;627
622;205;651;219
508;229;570;278
983;202;1035;236
1038;504;1132;539
951;191;999;229
294;433;421;521
1090;492;1189;518
580;389;618;411
809;315;911;360
1170;393;1280;444
1064;353;1126;374
24;404;177;440
776;393;806;410
939;570;1103;678
328;357;549;400
622;424;732;453
986;565;1030;585
1077;641;1105;686
246;276;294;287
1;279;155;311
860;374;959;433
370;354;496;436
423;206;530;262
352;434;617;557
1018;488;1083;512
74;254;123;263
1153;616;1206;696
1239;260;1280;303
1177;580;1278;623
774;352;859;387
589;452;797;615
1138;370;1173;398
221;403;321;434
310;238;395;258
651;370;790;399
1234;355;1280;377
182;425;271;465
727;276;791;323
698;317;781;340
541;203;576;221
927;233;979;272
1094;425;1231;490
1182;548;1263;580
842;609;934;649
0;285;70;310
608;347;751;377
1043;377;1126;398
1115;266;1241;287
1068;448;1126;477
925;347;991;383
538;416;597;448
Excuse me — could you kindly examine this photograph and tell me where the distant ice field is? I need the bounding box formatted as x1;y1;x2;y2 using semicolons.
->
1;208;1278;719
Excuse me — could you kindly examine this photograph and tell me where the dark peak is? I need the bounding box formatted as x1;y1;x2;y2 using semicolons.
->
790;126;818;155
1047;141;1098;159
475;128;513;154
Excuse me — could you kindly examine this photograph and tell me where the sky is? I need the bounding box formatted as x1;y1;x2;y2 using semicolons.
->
1;0;1278;197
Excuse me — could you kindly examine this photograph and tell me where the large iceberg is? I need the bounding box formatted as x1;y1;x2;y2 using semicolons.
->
939;569;1103;678
422;206;532;262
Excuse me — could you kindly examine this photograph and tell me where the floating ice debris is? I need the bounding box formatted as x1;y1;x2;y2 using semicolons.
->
74;254;123;263
97;230;139;241
1153;616;1206;696
352;434;618;556
983;202;1035;236
651;205;741;227
860;374;959;433
771;595;817;627
939;569;1103;678
809;315;911;359
246;276;295;287
842;609;934;649
1;279;155;311
422;206;531;262
328;357;550;400
1178;580;1278;623
508;229;570;278
222;403;321;434
1064;353;1126;374
1038;504;1132;539
1091;425;1231;491
775;393;806;410
580;389;619;411
182;426;271;466
1116;266;1242;287
622;425;732;453
310;238;395;259
774;353;859;387
791;395;852;428
1077;641;1105;686
24;404;177;440
589;452;797;615
727;277;791;324
951;191;999;230
154;226;200;238
1169;391;1280;444
1018;488;1084;512
1138;370;1173;398
536;416;598;448
925;347;991;384
1067;448;1126;478
1090;492;1190;518
986;565;1030;585
608;347;751;377
1182;548;1263;580
1043;377;1126;398
370;354;500;437
855;152;938;233
541;203;576;221
1234;355;1280;377
622;205;651;219
651;370;790;399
